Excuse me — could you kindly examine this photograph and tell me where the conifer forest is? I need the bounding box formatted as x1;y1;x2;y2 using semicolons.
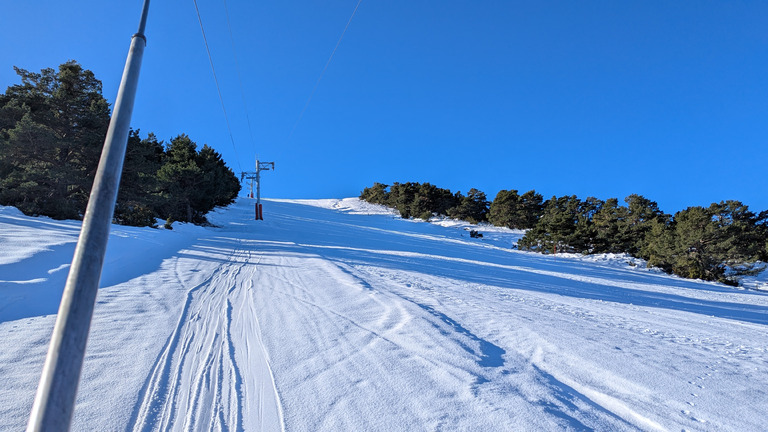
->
0;61;240;227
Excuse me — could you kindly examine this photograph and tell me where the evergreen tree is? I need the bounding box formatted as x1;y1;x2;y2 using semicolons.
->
0;61;110;219
640;202;765;285
410;182;438;220
590;194;668;254
114;130;164;226
360;182;388;204
518;195;597;253
672;205;725;282
156;134;205;223
1;62;240;227
705;201;766;281
572;196;603;252
488;189;520;228
447;188;489;224
411;182;459;220
434;185;459;217
195;144;240;208
518;190;545;228
0;115;61;216
761;210;768;261
639;217;676;272
591;197;628;253
519;196;569;253
358;179;767;287
488;189;543;229
360;182;459;220
387;182;419;218
624;194;667;255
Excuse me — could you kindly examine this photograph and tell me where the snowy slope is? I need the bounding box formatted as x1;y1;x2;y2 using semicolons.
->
1;198;767;431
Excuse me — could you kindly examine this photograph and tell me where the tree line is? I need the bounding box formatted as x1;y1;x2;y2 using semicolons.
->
0;61;240;227
360;182;768;286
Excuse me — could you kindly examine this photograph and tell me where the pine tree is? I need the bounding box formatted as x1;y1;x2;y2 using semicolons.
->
156;134;205;223
0;61;109;219
386;182;419;218
488;189;520;228
489;189;544;229
360;183;388;204
518;195;596;253
114;130;164;226
411;182;438;220
447;188;488;224
519;190;544;228
591;198;628;253
640;202;765;285
0;114;60;215
196;144;240;208
410;183;459;220
571;196;602;252
624;194;666;255
639;217;675;272
1;62;241;227
761;210;768;261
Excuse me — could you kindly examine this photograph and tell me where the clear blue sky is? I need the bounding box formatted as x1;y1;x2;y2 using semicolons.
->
2;1;767;214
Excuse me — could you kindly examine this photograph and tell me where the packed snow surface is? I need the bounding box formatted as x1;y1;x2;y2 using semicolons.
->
1;198;767;431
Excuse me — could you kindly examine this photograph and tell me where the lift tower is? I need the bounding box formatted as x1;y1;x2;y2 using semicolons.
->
241;159;274;220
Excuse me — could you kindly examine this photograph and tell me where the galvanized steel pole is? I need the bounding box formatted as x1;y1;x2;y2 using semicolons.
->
27;2;150;430
256;160;262;204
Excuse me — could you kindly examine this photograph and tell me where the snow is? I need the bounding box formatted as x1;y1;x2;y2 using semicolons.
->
1;198;767;431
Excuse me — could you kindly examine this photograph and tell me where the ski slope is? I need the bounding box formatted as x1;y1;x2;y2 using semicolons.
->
1;198;767;431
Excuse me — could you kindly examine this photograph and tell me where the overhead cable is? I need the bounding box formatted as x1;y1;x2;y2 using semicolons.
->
287;0;364;141
192;0;243;172
222;0;258;156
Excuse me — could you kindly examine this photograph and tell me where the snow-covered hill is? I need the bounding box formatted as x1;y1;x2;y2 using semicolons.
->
1;198;767;431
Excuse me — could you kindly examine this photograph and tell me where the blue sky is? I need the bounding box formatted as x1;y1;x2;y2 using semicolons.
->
2;1;767;214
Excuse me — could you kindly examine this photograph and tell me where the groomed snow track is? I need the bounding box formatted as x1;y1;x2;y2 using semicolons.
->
127;242;283;432
1;198;767;431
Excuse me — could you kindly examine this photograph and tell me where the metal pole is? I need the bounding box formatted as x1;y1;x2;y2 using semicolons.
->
27;2;150;430
256;160;262;204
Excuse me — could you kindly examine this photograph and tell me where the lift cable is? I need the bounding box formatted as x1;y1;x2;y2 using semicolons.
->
222;0;258;156
287;0;364;142
192;0;243;173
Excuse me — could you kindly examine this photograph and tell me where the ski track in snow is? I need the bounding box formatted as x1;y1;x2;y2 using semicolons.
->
127;242;284;432
1;198;767;431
